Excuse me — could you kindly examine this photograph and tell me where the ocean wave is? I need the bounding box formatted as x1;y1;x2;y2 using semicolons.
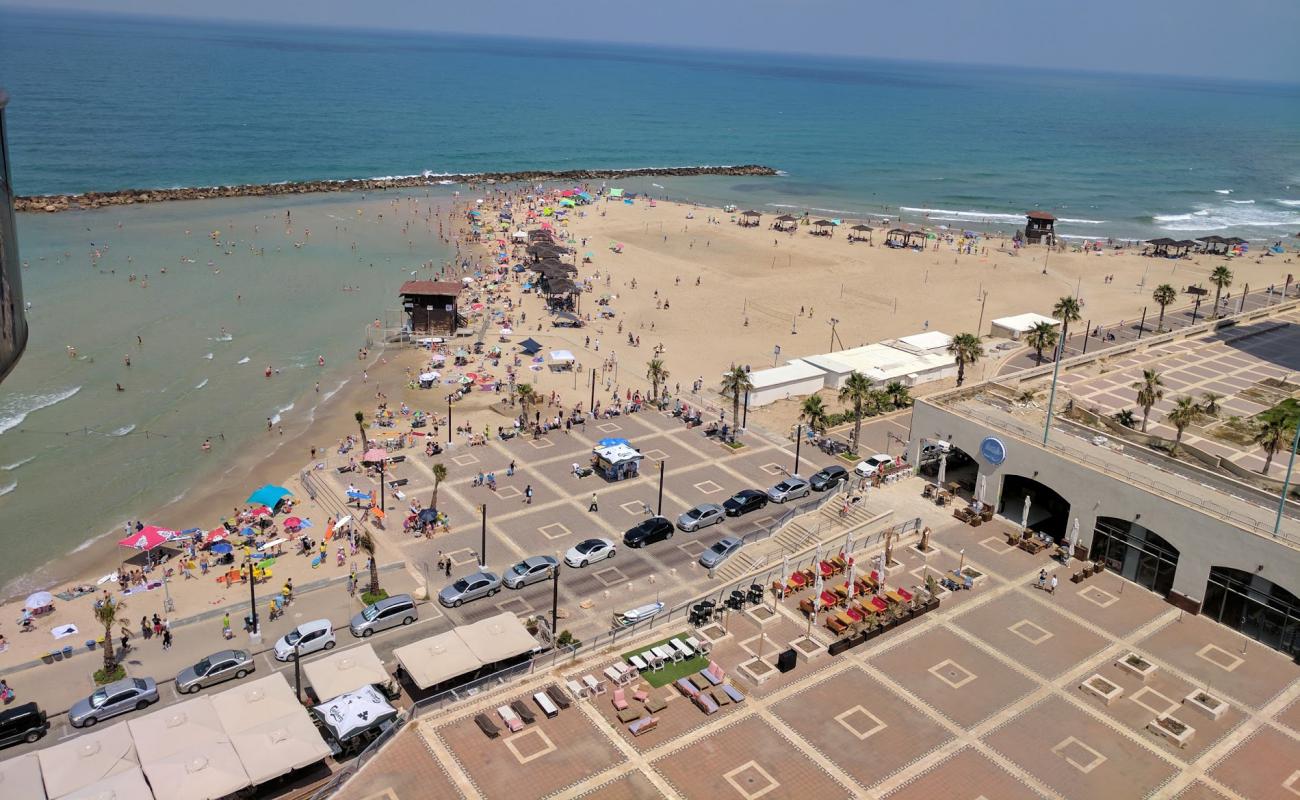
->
1215;189;1233;195
1276;199;1300;207
321;379;349;403
1153;203;1300;232
269;402;294;425
0;480;15;497
208;334;233;342
195;378;209;389
3;456;35;471
1227;199;1256;205
110;424;135;437
1058;217;1109;224
237;356;250;364
203;352;214;360
900;206;1026;224
767;202;866;216
0;385;81;435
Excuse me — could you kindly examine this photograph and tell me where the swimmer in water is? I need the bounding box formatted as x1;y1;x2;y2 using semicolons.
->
116;383;124;391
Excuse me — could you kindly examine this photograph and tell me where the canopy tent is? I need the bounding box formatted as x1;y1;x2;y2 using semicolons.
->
246;485;292;508
129;696;251;800
519;337;543;355
300;644;390;701
0;753;46;800
211;674;330;784
458;612;541;664
136;746;248;800
549;349;576;364
392;629;480;690
59;766;153;800
312;686;398;743
117;526;177;551
37;722;139;798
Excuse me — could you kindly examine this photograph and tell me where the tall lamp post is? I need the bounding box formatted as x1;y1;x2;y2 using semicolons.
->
657;460;665;516
794;423;802;476
446;394;453;445
479;504;487;567
246;559;261;644
550;557;561;645
1274;424;1300;535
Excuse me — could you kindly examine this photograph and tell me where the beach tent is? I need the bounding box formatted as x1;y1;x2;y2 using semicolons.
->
519;337;543;355
211;674;330;784
59;767;153;800
247;485;292;507
311;686;398;744
300;644;389;702
1;753;46;800
459;612;541;665
118;526;177;551
548;350;576;370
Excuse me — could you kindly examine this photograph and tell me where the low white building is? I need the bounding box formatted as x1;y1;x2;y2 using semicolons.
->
801;343;956;391
989;312;1060;341
744;359;828;407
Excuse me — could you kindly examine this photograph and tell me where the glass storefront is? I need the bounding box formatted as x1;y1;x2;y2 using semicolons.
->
1089;517;1178;597
1203;567;1300;657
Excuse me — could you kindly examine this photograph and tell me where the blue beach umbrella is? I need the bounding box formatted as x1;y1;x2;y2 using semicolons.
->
247;484;291;507
210;543;233;555
597;437;630;448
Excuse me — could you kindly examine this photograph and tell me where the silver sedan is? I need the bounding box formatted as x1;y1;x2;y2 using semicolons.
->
767;476;811;503
677;502;725;532
176;649;255;694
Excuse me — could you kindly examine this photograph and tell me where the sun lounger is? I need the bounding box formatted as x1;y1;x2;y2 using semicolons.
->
721;684;745;704
632;685;649;703
711;688;730;706
640;650;663;671
692;691;719;715
675;677;699;698
685;635;702;651
605;665;632;685
707;661;725;682
612;687;629;710
546;684;572;709
475;713;501;739
628;716;658;736
566;679;587;700
533;691;560;718
689;673;711;692
670;637;694;659
645;694;667;713
699;668;722;686
628;653;649;671
583;674;606;695
654;644;682;663
510;700;535;725
498;705;523;733
617;707;642;723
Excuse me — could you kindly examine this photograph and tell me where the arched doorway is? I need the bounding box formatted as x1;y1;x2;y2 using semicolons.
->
917;441;977;494
1089;517;1178;597
998;475;1070;541
1203;567;1300;656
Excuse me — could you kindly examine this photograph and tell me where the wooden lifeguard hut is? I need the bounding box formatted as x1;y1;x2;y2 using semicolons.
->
399;280;463;336
1024;211;1056;245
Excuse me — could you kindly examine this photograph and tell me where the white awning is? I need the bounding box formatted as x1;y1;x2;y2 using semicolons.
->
60;766;153;800
457;612;539;664
37;722;138;798
211;674;330;784
548;349;575;363
129;697;251;800
0;753;46;800
392;630;481;690
300;644;389;701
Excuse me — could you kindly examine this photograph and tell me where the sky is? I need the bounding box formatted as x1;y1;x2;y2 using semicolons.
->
3;0;1298;82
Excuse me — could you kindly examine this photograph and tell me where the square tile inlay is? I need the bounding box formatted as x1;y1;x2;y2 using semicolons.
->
538;522;571;540
504;727;556;765
596;422;623;433
1052;736;1107;774
1284;770;1300;797
723;760;780;800
527;438;554;450
1128;686;1179;717
834;705;888;740
1079;586;1120;608
1196;643;1244;672
928;658;977;689
621;500;651;516
496;485;521;500
452;453;480;467
694;480;724;494
495;596;532;616
979;536;1016;554
760;463;785;476
445;548;477;566
643;448;668;461
593;566;626;586
1008;619;1054;645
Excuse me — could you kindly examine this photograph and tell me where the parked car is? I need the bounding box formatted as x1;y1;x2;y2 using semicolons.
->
853;454;895;477
677;502;725;532
767;476;811;503
273;619;337;661
69;677;158;728
623;516;675;548
916;440;952;462
699;537;743;569
809;464;849;491
350;593;418;637
503;556;558;588
564;538;616;567
438;572;502;608
176;649;255;694
0;702;48;747
723;489;768;517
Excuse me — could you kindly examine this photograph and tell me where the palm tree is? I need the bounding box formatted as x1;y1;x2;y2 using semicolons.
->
1164;396;1199;444
94;597;124;678
838;371;874;455
720;366;753;442
1209;264;1233;318
799;395;829;434
1255;417;1293;475
354;410;368;449
646;358;668;408
1200;391;1223;416
947;333;983;387
1113;408;1138;428
1025;321;1059;364
429;462;447;511
883;381;911;409
1052;295;1082;351
1133;369;1164;432
1152;284;1177;332
516;383;537;422
357;531;380;595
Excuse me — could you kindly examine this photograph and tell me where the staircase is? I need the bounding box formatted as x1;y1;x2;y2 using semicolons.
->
712;503;890;583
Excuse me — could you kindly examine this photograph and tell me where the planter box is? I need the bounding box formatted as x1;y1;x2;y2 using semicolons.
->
1182;689;1228;721
738;657;777;685
1147;715;1195;749
1116;652;1158;682
1079;674;1124;706
827;638;858;657
960;567;986;586
1071;573;1085;584
790;635;824;661
861;626;883;642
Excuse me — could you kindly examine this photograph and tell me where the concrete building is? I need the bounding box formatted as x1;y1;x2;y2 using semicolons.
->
910;301;1300;657
745;359;827;407
989;312;1059;341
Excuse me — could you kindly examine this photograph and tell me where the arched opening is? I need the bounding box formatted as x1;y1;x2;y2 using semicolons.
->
1089;517;1179;597
998;475;1070;541
916;441;977;494
1203;567;1300;656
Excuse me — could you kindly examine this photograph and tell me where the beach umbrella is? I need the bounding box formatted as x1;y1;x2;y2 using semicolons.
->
597;437;630;448
361;448;388;464
117;526;175;551
346;490;373;502
248;505;273;518
204;527;229;545
210;542;233;555
247;484;291;507
418;508;439;525
283;516;303;529
418;371;440;382
1021;495;1032;532
25;591;53;609
239;526;256;537
500;327;513;336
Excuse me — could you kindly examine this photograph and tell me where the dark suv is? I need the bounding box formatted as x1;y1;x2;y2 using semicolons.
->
0;702;48;748
622;516;675;548
723;489;768;517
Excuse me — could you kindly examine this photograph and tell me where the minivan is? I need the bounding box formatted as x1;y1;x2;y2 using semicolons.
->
0;702;48;747
350;594;418;637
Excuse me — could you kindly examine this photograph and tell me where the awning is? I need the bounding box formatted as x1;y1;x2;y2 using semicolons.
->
246;485;292;507
300;644;389;701
457;612;539;664
0;753;46;800
211;674;331;784
519;337;543;355
59;766;153;800
37;722;139;798
392;630;480;690
129;697;251;799
549;349;575;363
312;686;397;742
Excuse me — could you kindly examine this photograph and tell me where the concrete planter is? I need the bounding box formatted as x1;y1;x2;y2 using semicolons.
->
1182;689;1228;721
1147;715;1195;748
1116;652;1157;683
1079;674;1124;706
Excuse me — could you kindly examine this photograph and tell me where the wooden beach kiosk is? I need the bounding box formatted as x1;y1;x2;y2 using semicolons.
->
400;280;463;336
1024;210;1056;244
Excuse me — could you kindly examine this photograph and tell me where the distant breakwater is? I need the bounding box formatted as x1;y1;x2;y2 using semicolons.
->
15;165;778;212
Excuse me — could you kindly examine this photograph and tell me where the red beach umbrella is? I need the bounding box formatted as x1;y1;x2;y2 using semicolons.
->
361;448;388;464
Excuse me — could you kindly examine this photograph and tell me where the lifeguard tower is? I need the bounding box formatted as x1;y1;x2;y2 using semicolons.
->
1024;211;1056;245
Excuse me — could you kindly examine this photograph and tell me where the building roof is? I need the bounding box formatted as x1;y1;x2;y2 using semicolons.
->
801;343;953;383
895;331;953;352
1025;210;1056;221
399;280;464;297
748;360;826;390
991;312;1060;333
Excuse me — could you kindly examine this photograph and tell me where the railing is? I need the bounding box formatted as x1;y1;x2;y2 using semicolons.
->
739;483;845;548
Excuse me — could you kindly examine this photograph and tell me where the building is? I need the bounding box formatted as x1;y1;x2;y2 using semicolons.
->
909;301;1300;657
989;312;1060;341
0;88;27;384
1024;210;1056;244
399;280;463;336
745;359;828;407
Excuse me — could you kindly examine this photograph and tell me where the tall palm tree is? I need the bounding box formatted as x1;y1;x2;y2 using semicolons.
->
947;333;983;387
1025;321;1059;364
1200;391;1223;416
1164;396;1199;444
719;366;753;442
1052;295;1082;351
1209;264;1233;318
838;371;874;455
1255;417;1292;475
94;597;124;678
516;383;537;422
646;358;668;407
354;410;368;449
1152;284;1177;332
429;462;447;511
1133;369;1164;432
883;380;911;409
799;394;829;434
358;531;380;595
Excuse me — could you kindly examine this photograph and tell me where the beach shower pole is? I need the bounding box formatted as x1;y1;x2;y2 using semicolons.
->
794;424;802;476
1274;424;1300;536
1191;296;1201;325
247;559;260;643
480;504;487;567
1137;307;1147;340
1081;319;1091;355
1239;284;1249;313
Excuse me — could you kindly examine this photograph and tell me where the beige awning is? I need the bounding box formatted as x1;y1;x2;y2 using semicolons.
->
211;674;329;784
0;753;46;800
458;612;538;664
127;697;229;760
129;697;251;800
36;722;138;798
392;629;481;690
60;766;154;800
300;643;389;701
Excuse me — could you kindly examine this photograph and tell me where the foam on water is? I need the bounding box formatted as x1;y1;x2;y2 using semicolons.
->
0;386;82;435
269;402;294;425
110;424;136;437
321;379;349;403
1276;199;1300;207
1154;203;1300;232
3;456;35;471
1215;189;1233;194
195;378;209;389
237;356;251;364
203;352;214;360
0;481;16;497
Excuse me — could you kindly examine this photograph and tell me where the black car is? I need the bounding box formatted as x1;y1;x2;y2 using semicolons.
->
810;465;849;491
0;702;48;748
623;516;675;548
723;489;768;517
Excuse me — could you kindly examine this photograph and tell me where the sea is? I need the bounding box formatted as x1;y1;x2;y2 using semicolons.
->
0;8;1298;593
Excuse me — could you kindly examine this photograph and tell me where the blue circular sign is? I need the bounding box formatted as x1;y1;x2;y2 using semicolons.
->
979;436;1006;465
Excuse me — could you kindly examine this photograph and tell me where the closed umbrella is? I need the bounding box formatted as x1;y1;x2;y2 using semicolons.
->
845;557;856;602
779;554;789;596
1067;518;1080;565
936;454;947;487
977;474;987;505
1021;495;1033;532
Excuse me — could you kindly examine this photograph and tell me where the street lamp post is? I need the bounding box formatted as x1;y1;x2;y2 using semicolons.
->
378;459;386;513
479;504;487;567
657;460;665;516
246;559;260;644
590;368;596;411
550;558;561;644
446;394;453;445
1274;424;1300;535
794;423;802;475
293;640;302;702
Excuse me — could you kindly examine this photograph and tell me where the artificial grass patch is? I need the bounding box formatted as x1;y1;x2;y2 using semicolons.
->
621;633;710;688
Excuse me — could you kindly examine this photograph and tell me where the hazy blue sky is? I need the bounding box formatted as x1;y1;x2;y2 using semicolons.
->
3;0;1298;82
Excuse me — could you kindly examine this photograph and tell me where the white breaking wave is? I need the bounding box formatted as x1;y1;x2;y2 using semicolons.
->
1227;199;1256;205
321;379;349;403
1215;189;1233;194
269;402;294;425
110;424;135;437
1154;203;1300;232
0;385;82;435
1276;199;1300;207
768;203;865;216
1058;217;1109;224
3;456;35;471
237;356;250;364
901;206;1026;224
651;183;664;189
195;378;209;389
203;352;214;360
0;480;15;497
208;334;233;342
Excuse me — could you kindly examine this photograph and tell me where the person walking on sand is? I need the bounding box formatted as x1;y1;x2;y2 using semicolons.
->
589;492;599;513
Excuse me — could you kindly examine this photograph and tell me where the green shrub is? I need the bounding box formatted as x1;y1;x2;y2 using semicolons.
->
360;589;389;605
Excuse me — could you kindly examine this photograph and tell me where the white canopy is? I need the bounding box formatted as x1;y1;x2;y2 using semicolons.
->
60;766;153;800
594;443;641;464
458;612;540;664
548;349;575;363
300;643;389;701
418;371;440;382
129;697;251;800
312;686;397;742
211;674;330;784
392;629;481;690
37;722;138;798
0;753;46;800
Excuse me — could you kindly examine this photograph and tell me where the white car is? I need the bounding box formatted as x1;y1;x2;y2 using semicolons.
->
564;538;616;567
273;619;336;661
853;454;895;477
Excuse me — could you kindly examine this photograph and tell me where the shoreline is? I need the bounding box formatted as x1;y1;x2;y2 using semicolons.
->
14;164;777;212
